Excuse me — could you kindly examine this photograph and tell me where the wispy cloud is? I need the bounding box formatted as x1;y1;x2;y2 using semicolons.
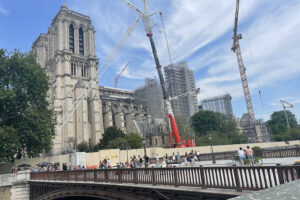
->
67;0;300;119
0;5;9;14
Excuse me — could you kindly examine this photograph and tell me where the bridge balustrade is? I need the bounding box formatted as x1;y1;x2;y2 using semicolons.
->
30;165;300;192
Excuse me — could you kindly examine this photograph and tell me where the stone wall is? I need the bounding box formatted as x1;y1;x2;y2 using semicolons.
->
0;171;30;200
0;187;11;200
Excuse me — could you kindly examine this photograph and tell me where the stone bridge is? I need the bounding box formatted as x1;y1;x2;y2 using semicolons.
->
1;165;300;200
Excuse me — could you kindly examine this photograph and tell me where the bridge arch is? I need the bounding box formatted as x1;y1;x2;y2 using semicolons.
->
35;188;141;200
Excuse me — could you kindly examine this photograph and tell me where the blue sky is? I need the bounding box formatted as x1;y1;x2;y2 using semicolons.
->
0;0;300;122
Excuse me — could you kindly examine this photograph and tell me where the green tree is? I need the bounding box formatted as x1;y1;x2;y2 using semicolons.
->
191;110;227;135
191;110;247;146
107;138;129;150
0;126;20;160
94;126;124;150
0;49;55;160
267;110;300;141
125;133;142;149
76;142;95;152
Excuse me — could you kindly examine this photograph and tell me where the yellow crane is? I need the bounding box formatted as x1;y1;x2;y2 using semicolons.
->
231;0;263;142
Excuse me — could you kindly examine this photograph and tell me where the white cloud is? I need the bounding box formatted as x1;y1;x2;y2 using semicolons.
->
68;0;300;119
0;5;8;14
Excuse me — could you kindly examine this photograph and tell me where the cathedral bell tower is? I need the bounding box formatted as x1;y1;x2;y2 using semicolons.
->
32;3;104;154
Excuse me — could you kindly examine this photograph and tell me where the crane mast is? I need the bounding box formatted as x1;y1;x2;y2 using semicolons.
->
122;0;188;147
232;0;262;142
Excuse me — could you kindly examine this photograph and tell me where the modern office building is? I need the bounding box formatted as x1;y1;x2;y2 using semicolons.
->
201;94;234;118
164;61;199;120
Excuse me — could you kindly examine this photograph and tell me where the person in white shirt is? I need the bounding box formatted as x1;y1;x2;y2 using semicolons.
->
107;158;112;168
237;147;245;165
196;150;200;161
161;158;167;168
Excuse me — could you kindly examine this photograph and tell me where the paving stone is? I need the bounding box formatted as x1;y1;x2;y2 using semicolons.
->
231;179;300;200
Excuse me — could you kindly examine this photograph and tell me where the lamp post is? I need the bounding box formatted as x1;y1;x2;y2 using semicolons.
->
142;137;147;156
208;133;216;164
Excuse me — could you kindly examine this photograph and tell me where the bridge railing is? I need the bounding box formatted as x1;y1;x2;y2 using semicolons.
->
30;165;300;191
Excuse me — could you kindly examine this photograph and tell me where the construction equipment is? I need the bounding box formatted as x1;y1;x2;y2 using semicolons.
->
122;0;195;148
232;0;262;142
115;61;130;88
159;11;173;65
168;88;200;102
280;100;294;129
56;14;142;134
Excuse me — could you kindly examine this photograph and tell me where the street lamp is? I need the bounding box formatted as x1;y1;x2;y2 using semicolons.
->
208;133;216;164
142;137;147;157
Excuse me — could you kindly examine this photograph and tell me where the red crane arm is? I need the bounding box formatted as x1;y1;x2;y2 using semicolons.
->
115;61;130;88
168;114;181;145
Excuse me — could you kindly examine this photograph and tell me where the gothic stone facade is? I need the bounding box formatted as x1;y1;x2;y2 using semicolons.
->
32;4;103;154
32;4;168;154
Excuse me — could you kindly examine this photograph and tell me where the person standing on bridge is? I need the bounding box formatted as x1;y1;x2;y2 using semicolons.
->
196;150;200;161
107;158;111;169
176;152;181;162
245;146;254;166
237;147;245;166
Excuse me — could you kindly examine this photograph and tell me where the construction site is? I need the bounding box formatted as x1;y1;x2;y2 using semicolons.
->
29;0;298;155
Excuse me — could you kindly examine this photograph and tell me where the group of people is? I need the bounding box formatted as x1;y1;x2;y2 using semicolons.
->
11;149;212;173
237;146;255;166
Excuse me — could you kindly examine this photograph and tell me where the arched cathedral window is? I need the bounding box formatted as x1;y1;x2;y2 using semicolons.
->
69;24;74;53
79;27;84;56
71;63;76;76
81;65;87;78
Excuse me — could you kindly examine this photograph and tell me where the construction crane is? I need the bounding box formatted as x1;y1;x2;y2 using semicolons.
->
56;14;142;135
168;88;200;102
232;0;263;142
280;100;294;129
115;61;130;88
122;0;194;148
159;11;173;65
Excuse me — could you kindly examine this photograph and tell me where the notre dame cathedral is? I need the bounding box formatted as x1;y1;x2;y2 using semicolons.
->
32;4;169;154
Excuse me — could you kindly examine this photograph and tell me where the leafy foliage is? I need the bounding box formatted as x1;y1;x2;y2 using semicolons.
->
76;142;95;153
0;49;55;160
94;127;143;150
0;126;20;160
94;126;124;150
267;110;300;141
125;133;142;149
252;146;263;157
174;114;194;140
191;111;247;146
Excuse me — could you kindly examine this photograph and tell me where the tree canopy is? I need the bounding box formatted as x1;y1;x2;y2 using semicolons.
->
94;127;142;150
125;132;142;149
267;110;300;141
94;126;124;150
0;49;55;161
76;142;95;153
190;110;247;146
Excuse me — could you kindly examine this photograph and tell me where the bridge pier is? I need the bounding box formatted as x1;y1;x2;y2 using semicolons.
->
0;171;30;200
